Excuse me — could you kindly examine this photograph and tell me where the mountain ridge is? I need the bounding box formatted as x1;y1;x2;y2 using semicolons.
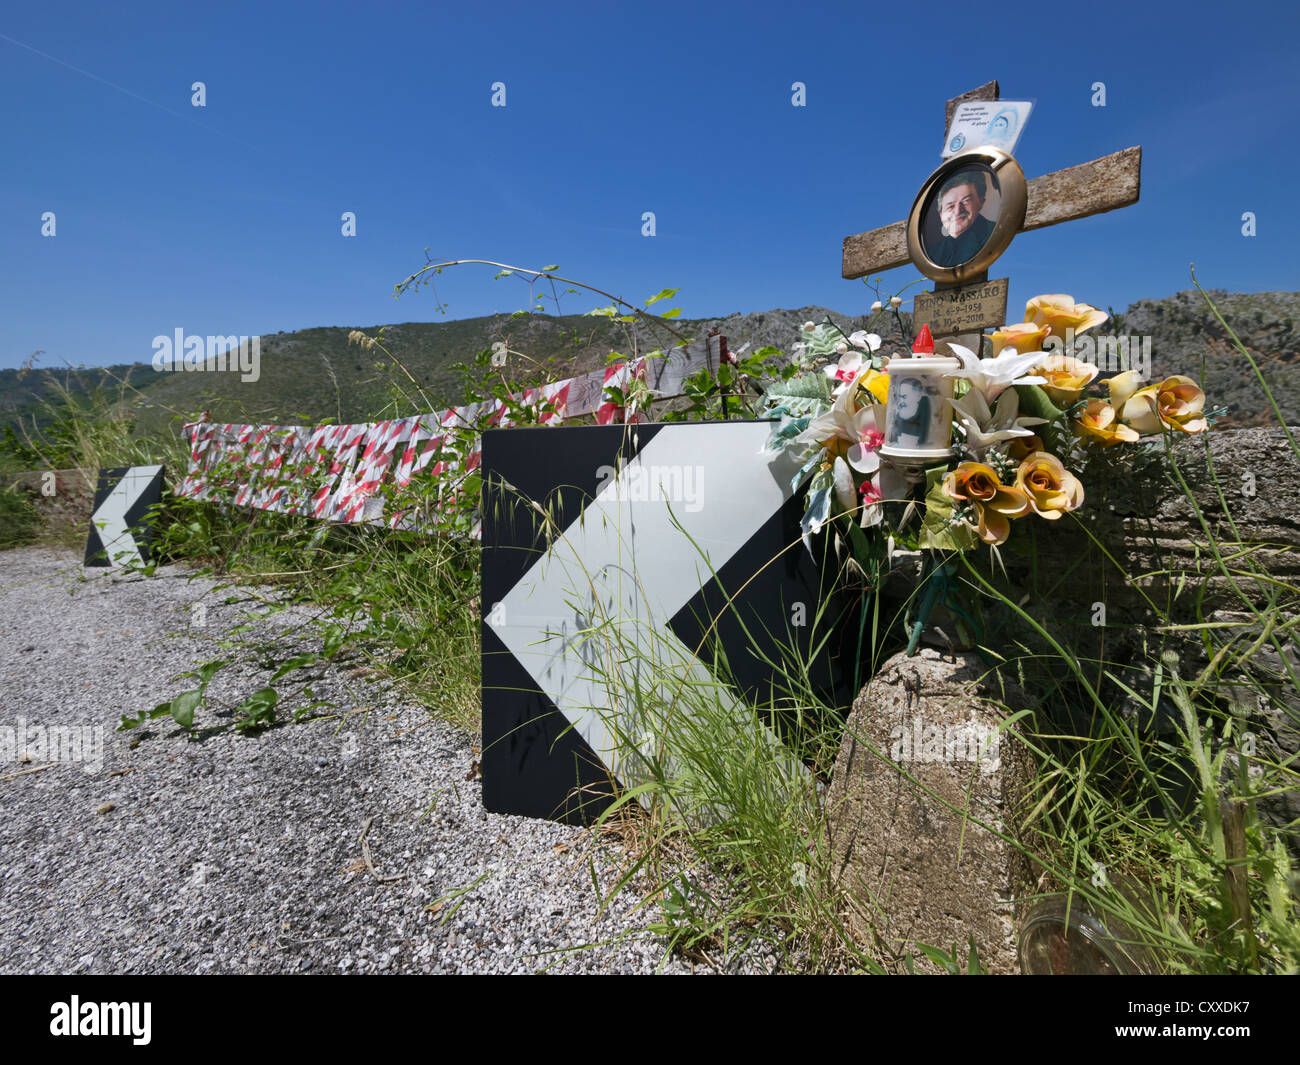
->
3;289;1296;438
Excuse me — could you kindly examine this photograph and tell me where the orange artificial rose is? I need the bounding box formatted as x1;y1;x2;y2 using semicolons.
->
1121;375;1208;435
989;321;1051;356
1072;398;1140;447
1037;355;1100;407
1006;433;1045;462
1024;294;1109;339
1014;452;1084;519
942;462;1030;545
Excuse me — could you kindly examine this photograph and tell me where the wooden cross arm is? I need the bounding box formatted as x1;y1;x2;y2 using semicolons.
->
841;145;1142;279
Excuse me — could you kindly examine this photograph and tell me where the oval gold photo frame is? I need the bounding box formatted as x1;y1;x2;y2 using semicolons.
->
906;147;1027;284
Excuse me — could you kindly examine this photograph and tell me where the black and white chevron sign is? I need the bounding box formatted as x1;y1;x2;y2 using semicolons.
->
84;465;165;568
480;422;863;824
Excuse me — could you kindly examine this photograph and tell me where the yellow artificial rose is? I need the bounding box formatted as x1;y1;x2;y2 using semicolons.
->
1037;355;1100;406
1024;294;1109;339
1014;452;1084;519
989;321;1050;356
1102;369;1145;411
942;462;1030;545
1120;375;1208;435
1072;398;1140;446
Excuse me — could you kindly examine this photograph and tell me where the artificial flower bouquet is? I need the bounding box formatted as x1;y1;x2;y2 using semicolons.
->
763;294;1211;559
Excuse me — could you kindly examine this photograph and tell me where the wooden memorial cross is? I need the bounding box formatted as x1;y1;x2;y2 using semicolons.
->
841;81;1142;351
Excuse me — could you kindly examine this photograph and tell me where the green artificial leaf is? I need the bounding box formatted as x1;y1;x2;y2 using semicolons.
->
763;373;833;405
801;468;834;539
846;519;881;570
918;465;976;552
800;323;850;359
170;689;202;729
1016;383;1065;424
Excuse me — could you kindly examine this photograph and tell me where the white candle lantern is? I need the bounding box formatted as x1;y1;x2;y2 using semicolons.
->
878;325;960;465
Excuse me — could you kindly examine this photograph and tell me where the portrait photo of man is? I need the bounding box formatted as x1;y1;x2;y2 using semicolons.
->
926;168;999;268
886;376;933;448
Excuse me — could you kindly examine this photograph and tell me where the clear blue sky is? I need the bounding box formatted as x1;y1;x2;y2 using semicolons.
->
2;0;1297;370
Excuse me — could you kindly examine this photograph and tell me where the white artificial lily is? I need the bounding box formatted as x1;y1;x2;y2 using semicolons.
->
847;330;882;353
858;459;909;528
846;405;887;475
947;388;1046;458
824;349;864;395
832;456;857;512
946;343;1048;401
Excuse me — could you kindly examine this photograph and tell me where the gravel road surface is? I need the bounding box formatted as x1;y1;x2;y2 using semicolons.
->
0;547;759;974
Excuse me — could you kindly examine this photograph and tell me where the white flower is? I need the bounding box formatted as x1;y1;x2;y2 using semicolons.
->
835;340;849;355
846;408;887;475
796;382;875;451
947;388;1045;457
802;321;816;333
889;296;902;308
946;343;1048;401
823;350;864;395
859;460;907;528
847;331;881;353
870;300;883;313
832;456;857;512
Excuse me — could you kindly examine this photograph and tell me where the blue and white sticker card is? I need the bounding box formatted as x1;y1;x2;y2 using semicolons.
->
942;100;1034;158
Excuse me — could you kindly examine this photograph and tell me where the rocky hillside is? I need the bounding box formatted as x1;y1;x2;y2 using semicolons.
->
1108;290;1300;428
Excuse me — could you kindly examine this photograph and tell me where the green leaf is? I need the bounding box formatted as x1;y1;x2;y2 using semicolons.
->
293;700;335;723
270;653;317;683
493;269;513;279
764;373;833;404
195;659;228;688
1016;383;1065;424
233;688;279;732
660;308;681;319
915;943;960;973
918;465;976;552
541;264;559;272
322;624;346;657
645;288;679;306
170;689;202;729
